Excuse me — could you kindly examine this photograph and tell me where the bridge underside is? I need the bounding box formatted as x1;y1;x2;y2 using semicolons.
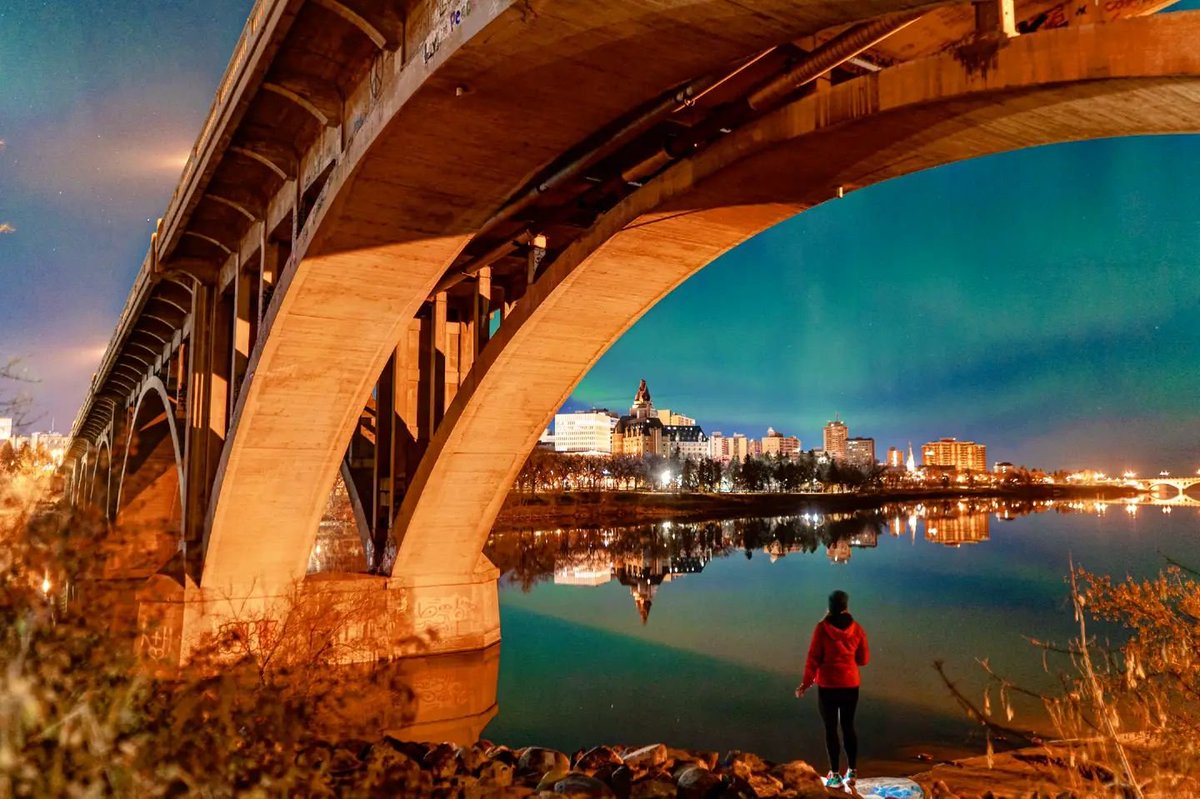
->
220;12;1200;596
65;1;1200;663
392;18;1200;579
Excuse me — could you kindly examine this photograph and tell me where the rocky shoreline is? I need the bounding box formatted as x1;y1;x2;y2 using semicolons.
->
356;738;851;797
338;736;1116;798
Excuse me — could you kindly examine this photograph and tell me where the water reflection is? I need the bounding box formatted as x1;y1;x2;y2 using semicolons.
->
481;497;1200;769
484;497;1112;620
386;645;500;746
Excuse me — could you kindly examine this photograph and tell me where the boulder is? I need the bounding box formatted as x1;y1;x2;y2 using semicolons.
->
623;744;669;770
478;759;514;789
554;772;617;798
768;760;820;790
669;747;717;771
631;776;678;799
677;763;725;799
748;772;784;797
520;747;572;776
486;744;520;768
537;768;573;791
716;773;756;799
422;742;459;780
608;765;634;799
576;745;624;773
720;750;769;781
456;743;488;774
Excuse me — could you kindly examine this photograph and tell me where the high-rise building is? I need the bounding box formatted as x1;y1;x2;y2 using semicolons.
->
823;419;848;461
0;417;11;441
886;447;904;468
554;557;613;586
921;437;988;473
846;437;876;467
612;379;665;457
553;410;618;454
707;431;751;463
926;512;990;546
656;409;696;426
760;427;801;460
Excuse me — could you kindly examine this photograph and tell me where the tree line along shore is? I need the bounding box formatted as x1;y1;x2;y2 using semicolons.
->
494;483;1137;533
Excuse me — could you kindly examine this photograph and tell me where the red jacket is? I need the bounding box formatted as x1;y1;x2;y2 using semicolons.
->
801;615;869;689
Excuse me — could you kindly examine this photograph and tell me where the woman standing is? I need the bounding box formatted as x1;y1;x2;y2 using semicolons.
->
794;590;870;789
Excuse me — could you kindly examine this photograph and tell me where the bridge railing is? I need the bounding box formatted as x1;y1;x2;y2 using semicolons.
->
163;0;276;247
69;0;282;452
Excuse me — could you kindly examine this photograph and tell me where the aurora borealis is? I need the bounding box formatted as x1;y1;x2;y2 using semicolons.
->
572;133;1200;473
2;1;1198;473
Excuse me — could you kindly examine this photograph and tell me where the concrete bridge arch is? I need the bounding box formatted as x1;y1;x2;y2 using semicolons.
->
87;437;113;517
197;11;1200;597
391;15;1200;577
1133;476;1200;499
111;378;185;578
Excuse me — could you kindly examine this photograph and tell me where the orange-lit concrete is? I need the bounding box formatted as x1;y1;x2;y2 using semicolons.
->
201;0;950;597
61;0;1200;660
393;15;1200;577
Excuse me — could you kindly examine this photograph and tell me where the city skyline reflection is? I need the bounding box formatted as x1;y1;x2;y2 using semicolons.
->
481;496;1200;769
485;497;1179;623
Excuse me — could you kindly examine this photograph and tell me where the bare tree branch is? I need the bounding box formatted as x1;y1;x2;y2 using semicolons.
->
933;659;1047;746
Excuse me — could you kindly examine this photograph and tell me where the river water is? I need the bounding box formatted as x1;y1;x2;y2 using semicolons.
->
478;497;1200;773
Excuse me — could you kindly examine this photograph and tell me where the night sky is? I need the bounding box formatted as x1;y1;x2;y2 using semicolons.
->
2;2;1198;474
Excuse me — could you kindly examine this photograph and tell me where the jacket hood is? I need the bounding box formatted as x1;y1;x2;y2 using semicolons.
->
823;612;856;633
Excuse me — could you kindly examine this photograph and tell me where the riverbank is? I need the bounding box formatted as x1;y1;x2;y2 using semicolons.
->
493;485;1137;532
912;741;1197;798
322;734;1175;797
352;737;859;797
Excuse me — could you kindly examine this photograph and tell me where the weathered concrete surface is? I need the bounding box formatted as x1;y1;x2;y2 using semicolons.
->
384;644;500;746
135;565;499;671
391;14;1200;577
63;0;1200;610
202;0;952;596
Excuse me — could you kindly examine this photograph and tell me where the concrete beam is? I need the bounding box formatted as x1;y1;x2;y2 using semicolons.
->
200;6;1200;598
390;13;1200;578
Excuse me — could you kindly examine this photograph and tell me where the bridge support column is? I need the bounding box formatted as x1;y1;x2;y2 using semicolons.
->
182;280;231;578
135;562;499;671
973;0;1016;39
231;260;253;417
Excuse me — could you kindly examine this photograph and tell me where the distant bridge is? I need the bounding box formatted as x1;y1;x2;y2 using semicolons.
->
1125;477;1200;505
1127;476;1200;493
63;0;1200;663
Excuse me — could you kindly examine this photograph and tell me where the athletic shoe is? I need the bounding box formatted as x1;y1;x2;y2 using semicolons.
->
844;768;858;785
823;771;845;788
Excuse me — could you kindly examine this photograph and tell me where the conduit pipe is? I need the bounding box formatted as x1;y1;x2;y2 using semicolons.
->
429;53;778;297
433;10;924;297
623;10;925;183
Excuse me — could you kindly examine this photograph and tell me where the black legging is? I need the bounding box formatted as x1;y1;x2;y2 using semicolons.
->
817;686;859;772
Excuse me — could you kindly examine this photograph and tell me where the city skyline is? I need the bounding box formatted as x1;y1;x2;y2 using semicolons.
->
3;2;1200;476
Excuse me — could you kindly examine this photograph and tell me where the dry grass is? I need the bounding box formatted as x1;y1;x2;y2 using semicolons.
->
935;560;1200;798
0;465;421;797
